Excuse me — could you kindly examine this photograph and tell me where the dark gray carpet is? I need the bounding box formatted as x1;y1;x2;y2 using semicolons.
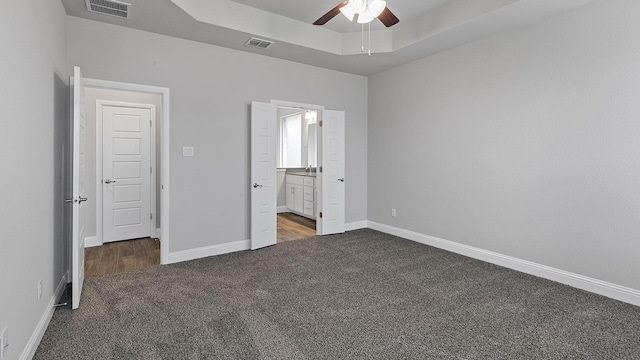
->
35;229;640;359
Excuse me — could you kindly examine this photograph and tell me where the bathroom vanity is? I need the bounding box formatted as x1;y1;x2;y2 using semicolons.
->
285;173;316;219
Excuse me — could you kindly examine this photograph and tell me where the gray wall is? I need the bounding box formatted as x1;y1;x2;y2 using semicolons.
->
368;0;640;290
83;87;162;239
67;16;368;252
0;0;69;358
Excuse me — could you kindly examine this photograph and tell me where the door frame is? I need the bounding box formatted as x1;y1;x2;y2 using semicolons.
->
270;100;326;236
96;100;157;244
84;77;171;265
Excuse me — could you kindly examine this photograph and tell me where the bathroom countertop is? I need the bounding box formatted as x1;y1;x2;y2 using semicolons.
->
287;172;317;177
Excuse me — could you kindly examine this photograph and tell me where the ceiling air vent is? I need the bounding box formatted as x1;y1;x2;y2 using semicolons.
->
86;0;131;19
244;37;274;50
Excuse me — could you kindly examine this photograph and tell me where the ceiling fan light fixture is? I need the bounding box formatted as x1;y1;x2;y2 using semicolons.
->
351;0;367;14
339;4;357;22
341;0;367;21
357;8;374;24
368;0;387;18
313;0;399;29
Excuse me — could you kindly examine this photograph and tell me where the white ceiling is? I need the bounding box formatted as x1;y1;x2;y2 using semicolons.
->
61;0;598;76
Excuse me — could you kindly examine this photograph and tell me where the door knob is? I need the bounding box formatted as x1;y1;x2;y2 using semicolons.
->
338;178;345;182
78;196;88;203
253;183;263;188
104;179;116;184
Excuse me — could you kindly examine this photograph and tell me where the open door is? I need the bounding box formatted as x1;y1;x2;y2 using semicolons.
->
250;101;277;250
70;66;88;309
319;110;345;235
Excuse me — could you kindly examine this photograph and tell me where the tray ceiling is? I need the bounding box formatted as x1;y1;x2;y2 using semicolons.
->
61;0;599;76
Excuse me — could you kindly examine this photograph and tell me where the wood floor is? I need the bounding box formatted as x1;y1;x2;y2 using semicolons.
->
85;237;160;278
84;214;312;277
278;212;316;242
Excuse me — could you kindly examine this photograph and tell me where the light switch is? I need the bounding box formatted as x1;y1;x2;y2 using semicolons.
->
182;146;195;157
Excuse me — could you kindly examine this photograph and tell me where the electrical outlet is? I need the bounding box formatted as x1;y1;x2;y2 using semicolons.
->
1;326;8;360
38;280;42;300
391;208;397;217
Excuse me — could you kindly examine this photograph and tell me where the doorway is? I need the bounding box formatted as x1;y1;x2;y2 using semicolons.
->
250;100;345;250
87;88;162;274
70;68;170;309
276;106;319;243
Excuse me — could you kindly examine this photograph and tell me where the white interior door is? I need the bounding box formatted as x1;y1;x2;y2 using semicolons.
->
319;110;346;235
251;101;277;250
71;66;87;309
102;105;152;242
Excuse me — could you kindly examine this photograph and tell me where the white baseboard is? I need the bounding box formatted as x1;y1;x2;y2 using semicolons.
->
166;239;250;264
346;220;368;231
277;206;288;214
84;236;101;248
20;271;68;360
367;221;640;307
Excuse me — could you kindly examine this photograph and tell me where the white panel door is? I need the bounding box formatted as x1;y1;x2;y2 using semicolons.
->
320;110;346;235
251;101;277;250
71;66;88;309
103;105;151;242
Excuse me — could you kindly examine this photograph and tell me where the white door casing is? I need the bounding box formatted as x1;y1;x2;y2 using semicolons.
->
102;105;152;243
71;66;87;309
251;101;277;250
319;110;346;235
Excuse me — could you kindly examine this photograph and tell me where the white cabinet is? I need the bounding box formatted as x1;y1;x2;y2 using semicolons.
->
286;183;303;213
286;174;315;220
303;177;314;217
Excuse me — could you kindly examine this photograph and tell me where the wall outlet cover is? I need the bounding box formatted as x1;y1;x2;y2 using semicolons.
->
182;146;195;157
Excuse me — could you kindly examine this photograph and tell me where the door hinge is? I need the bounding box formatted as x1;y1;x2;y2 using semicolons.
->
150;119;152;127
319;120;323;127
319;212;323;218
150;213;153;220
150;166;153;173
319;166;323;173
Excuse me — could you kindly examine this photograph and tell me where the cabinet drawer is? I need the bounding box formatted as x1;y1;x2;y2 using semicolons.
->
303;177;314;187
303;201;314;216
286;174;303;185
303;186;314;201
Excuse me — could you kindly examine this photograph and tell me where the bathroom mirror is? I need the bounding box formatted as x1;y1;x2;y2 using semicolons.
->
277;108;317;168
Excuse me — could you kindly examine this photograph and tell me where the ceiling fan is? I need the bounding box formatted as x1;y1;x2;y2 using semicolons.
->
313;0;400;28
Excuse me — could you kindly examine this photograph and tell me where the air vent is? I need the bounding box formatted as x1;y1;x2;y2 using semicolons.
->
86;0;131;19
244;37;274;50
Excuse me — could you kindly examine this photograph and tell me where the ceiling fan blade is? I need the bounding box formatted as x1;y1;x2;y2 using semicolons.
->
378;7;399;27
313;1;348;25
